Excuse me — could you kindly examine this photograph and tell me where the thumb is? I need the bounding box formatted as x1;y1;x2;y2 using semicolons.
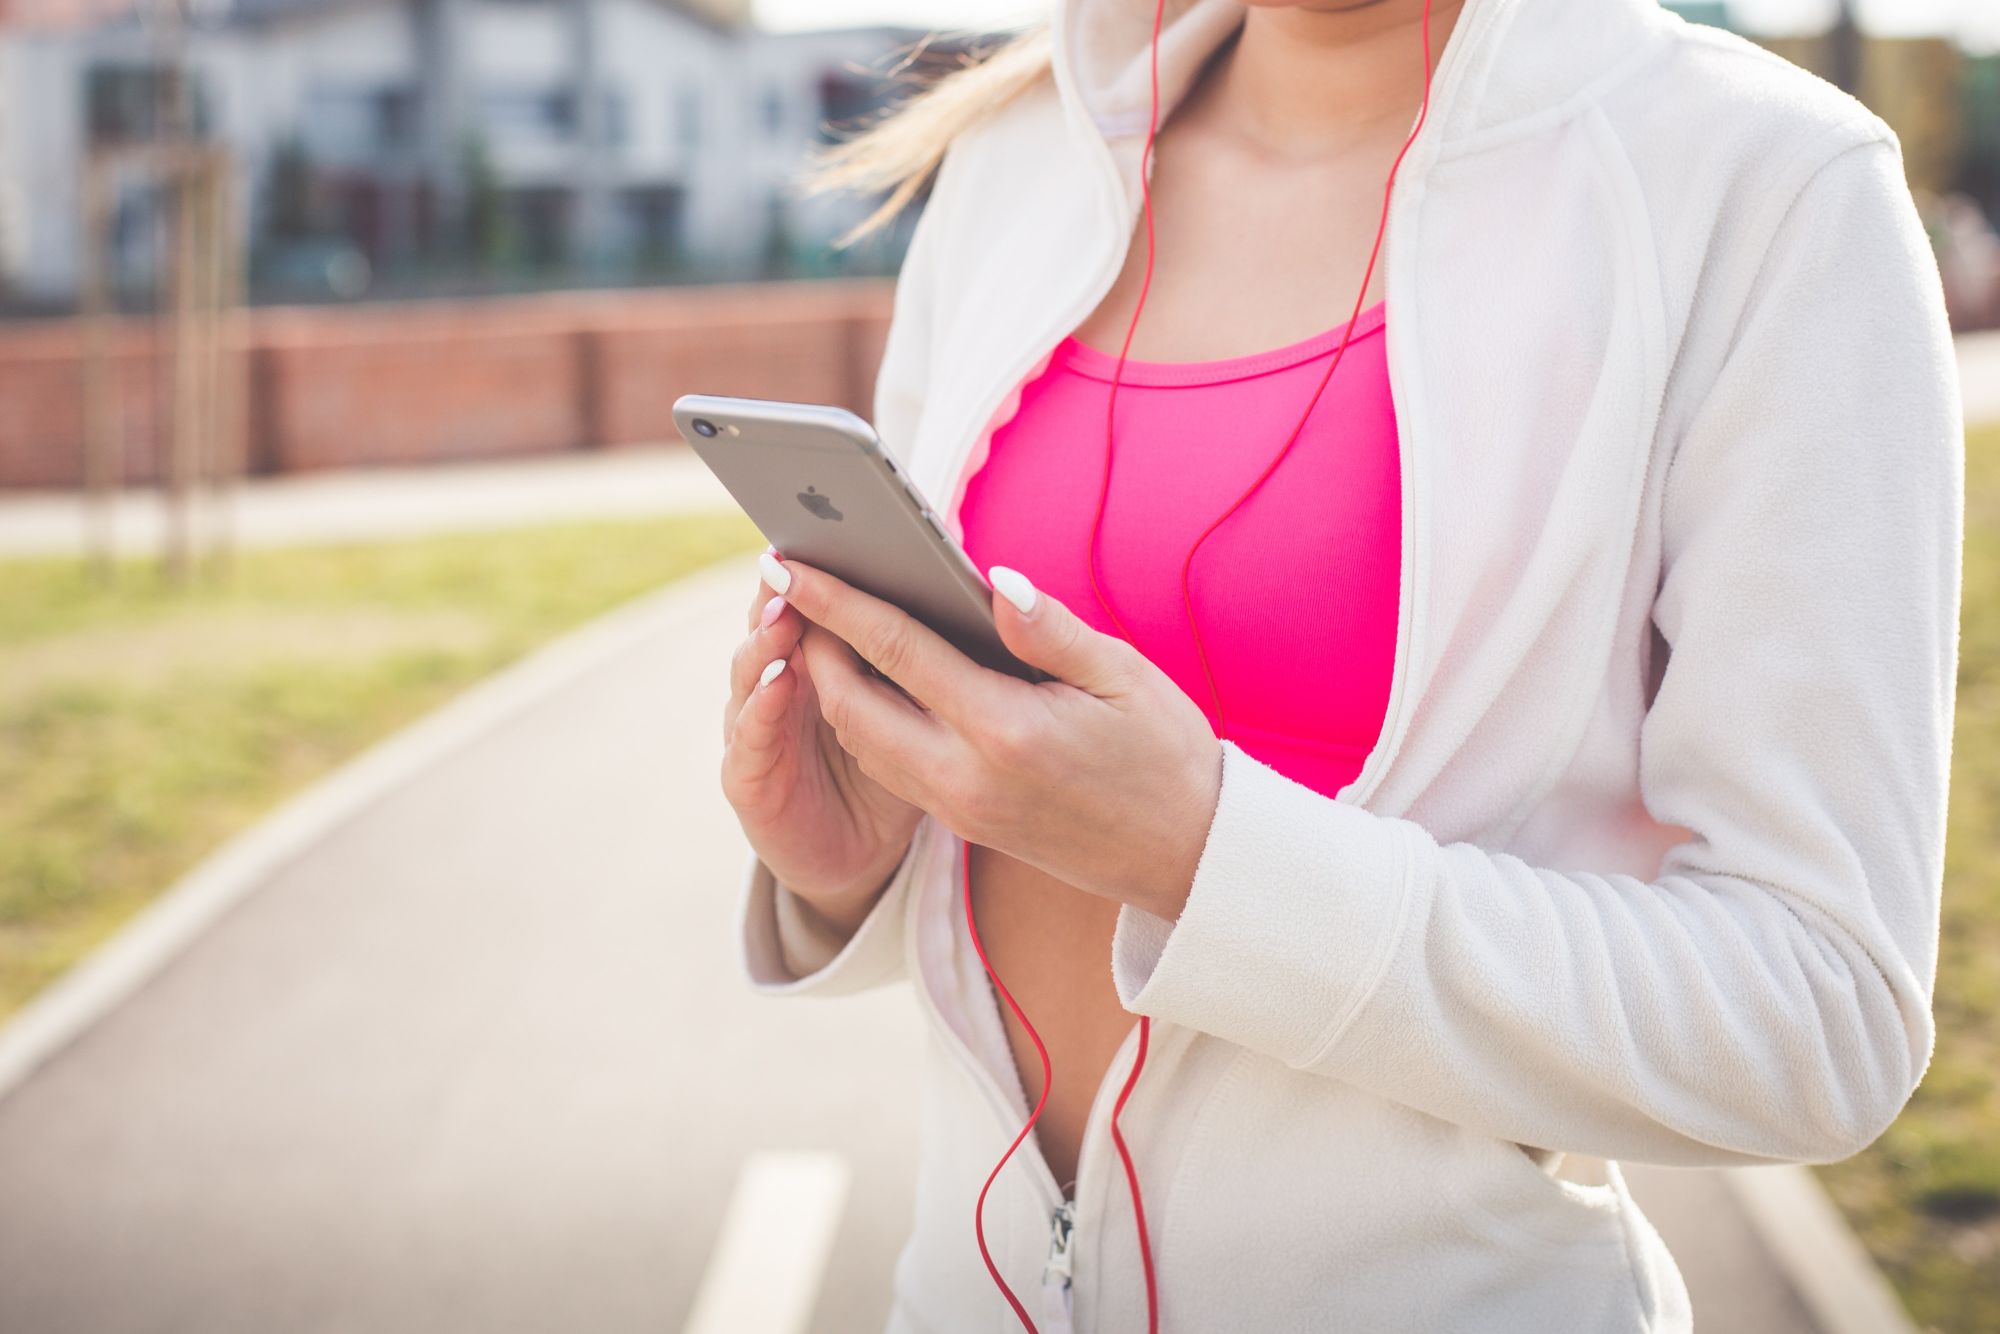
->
987;565;1132;696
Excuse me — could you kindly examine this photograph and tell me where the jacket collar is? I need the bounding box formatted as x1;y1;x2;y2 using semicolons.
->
1049;0;1668;158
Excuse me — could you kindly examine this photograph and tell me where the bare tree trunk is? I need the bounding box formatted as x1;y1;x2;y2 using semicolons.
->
157;0;197;585
1829;0;1863;97
79;151;122;583
568;0;617;281
167;157;200;585
415;0;470;258
211;159;245;577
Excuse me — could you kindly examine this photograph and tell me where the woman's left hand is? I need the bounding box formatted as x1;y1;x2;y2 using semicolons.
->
760;551;1223;919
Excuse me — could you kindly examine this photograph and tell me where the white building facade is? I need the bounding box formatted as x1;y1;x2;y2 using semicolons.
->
0;0;958;303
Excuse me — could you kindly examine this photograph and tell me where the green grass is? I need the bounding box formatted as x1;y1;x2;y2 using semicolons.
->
1816;421;2000;1333
0;512;761;1023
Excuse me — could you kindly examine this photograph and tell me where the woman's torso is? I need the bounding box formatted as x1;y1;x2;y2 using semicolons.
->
952;84;1405;1193
954;303;1402;1195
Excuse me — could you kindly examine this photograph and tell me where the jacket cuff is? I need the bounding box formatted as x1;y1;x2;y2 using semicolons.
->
738;821;923;996
771;877;862;976
1109;739;1413;1068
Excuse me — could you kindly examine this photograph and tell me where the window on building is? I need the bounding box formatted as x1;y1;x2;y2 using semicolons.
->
675;85;702;152
506;186;571;268
600;87;629;147
481;87;578;142
377;86;420;151
302;84;420;160
816;68;876;146
85;63;214;144
626;185;686;267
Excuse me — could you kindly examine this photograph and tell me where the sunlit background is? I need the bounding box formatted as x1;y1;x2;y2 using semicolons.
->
0;2;1995;1332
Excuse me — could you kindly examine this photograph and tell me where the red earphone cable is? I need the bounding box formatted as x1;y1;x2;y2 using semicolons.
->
968;1;1437;1329
964;837;1057;1331
1172;0;1436;742
1081;0;1171;1318
1092;0;1437;742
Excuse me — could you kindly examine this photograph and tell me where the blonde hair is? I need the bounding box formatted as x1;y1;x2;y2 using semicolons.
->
797;22;1056;250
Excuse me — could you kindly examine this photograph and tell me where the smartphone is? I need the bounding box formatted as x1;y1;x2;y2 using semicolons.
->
673;392;1052;685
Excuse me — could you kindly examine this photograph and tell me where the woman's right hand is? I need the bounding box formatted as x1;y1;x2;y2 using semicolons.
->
722;548;925;931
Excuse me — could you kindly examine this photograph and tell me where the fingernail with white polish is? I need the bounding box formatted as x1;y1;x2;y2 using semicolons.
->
758;657;787;689
989;565;1037;615
759;551;792;595
759;595;785;628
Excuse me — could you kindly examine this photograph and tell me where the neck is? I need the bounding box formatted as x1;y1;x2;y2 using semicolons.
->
1186;0;1468;160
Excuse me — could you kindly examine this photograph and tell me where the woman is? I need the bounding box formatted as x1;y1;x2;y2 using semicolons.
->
720;0;1962;1330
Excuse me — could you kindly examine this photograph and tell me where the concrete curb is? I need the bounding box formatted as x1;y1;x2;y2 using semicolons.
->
0;550;761;1106
1722;1165;1920;1334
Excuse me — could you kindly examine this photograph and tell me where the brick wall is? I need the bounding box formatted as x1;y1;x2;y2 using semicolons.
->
0;278;894;490
0;322;175;489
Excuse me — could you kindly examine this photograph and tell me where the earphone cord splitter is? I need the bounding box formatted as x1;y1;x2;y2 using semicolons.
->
965;1;1438;1328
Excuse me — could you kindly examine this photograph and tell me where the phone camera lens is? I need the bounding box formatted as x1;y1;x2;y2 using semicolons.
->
691;418;719;438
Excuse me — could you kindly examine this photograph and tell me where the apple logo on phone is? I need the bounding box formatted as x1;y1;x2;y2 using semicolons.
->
797;486;843;521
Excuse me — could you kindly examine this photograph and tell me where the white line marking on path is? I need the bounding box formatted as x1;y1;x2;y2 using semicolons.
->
680;1150;852;1334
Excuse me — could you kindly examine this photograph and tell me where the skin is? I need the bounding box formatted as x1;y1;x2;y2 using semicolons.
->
721;0;1467;1197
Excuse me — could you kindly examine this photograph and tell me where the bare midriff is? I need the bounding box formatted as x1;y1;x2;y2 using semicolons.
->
965;842;1138;1197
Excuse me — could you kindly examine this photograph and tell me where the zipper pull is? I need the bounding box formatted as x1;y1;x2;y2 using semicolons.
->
1042;1198;1077;1332
1044;1197;1077;1285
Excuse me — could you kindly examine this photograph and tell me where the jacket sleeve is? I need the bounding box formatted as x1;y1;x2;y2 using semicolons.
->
734;140;959;998
1106;130;1963;1168
738;817;933;996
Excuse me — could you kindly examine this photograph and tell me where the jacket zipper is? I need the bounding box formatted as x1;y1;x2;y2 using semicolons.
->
1049;1013;1149;1330
1042;1197;1078;1332
919;913;1150;1332
908;127;1139;1328
921;175;1128;1197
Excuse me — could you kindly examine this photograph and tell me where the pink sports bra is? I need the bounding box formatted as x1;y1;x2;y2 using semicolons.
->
957;297;1401;801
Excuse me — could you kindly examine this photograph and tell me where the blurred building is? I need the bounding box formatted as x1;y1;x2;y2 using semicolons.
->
0;0;135;22
1664;0;2000;327
4;2;1989;315
1759;30;1967;197
0;0;974;306
1660;1;1730;30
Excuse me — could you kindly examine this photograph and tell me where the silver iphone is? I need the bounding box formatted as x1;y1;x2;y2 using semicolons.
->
673;393;1051;685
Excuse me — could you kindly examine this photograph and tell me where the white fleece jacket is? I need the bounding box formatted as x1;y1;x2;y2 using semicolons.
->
733;0;1964;1329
